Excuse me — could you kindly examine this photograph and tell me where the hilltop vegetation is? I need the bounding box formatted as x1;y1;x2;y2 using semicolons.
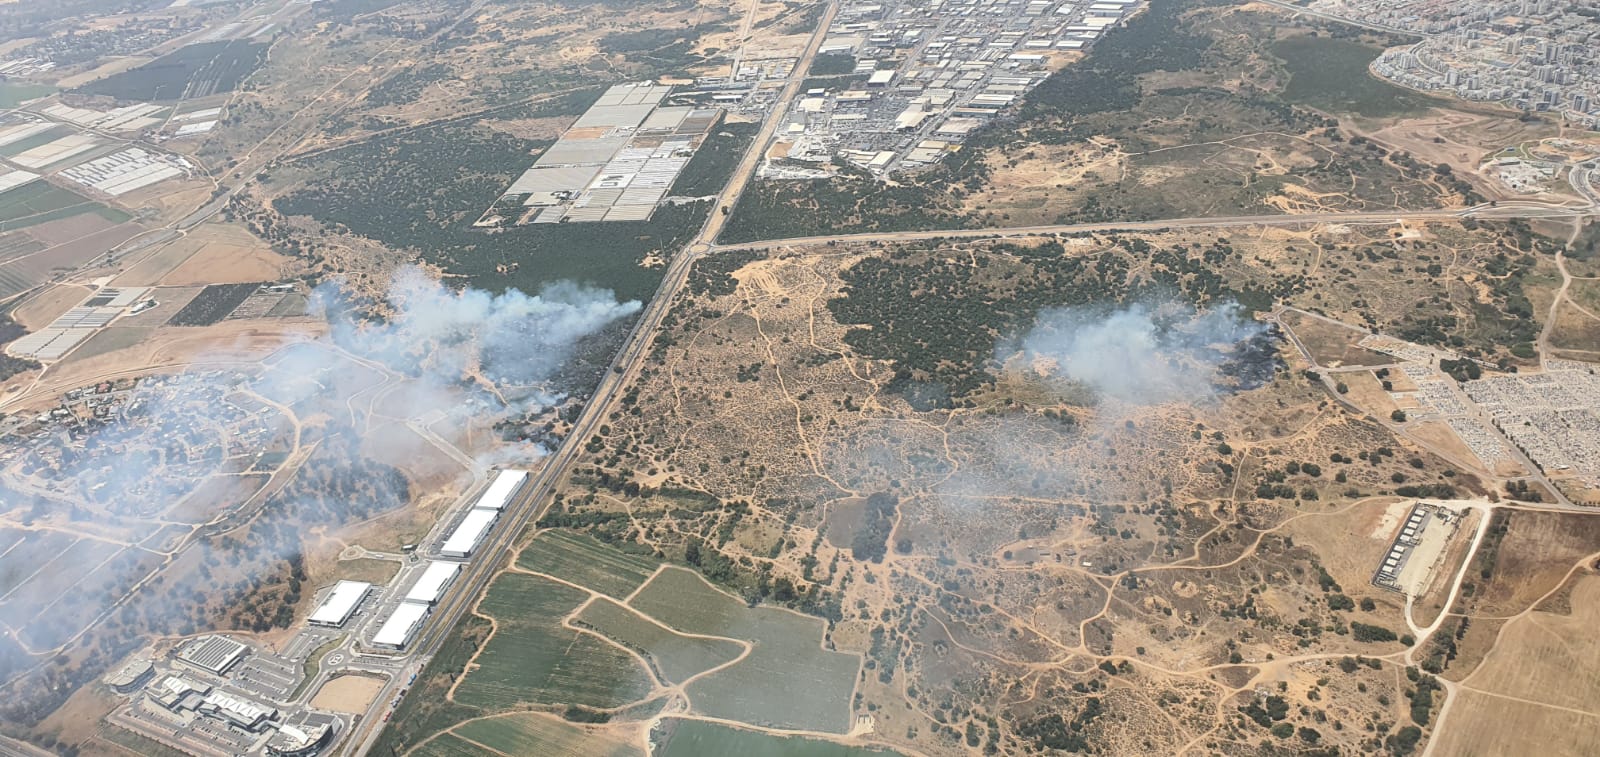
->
515;224;1506;754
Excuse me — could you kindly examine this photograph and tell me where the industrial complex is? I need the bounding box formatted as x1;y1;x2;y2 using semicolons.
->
361;469;531;650
98;469;531;755
478;0;1149;225
1372;502;1461;595
106;634;339;757
306;581;372;628
404;560;461;605
767;0;1143;177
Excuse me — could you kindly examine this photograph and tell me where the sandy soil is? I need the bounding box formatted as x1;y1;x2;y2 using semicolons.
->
162;239;294;286
12;283;92;329
52;55;152;89
6;319;326;412
114;223;295;288
1339;370;1403;416
1431;576;1600;757
311;675;388;714
27;213;121;246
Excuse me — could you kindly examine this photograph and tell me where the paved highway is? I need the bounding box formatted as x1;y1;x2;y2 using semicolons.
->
344;6;846;756
695;2;840;250
712;201;1590;251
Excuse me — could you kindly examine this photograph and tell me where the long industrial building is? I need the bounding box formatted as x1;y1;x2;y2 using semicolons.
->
404;561;461;606
371;603;431;649
440;508;499;558
306;580;371;627
473;469;528;511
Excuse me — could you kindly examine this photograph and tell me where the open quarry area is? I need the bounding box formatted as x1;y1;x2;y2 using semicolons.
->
0;0;1597;754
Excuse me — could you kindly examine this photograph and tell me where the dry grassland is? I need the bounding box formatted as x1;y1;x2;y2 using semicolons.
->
537;233;1497;754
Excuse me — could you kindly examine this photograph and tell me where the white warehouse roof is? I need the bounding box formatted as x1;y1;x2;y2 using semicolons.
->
371;602;430;649
441;508;499;558
405;561;461;605
308;581;371;627
473;470;528;512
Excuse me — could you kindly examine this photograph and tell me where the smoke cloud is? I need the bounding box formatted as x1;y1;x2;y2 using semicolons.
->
0;266;638;719
329;268;640;386
1001;301;1270;407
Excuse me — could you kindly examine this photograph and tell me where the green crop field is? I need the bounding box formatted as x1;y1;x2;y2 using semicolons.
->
0;182;127;233
455;712;643;757
628;568;860;732
454;573;654;711
626;567;749;633
576;597;743;684
657;719;898;757
411;733;497;757
371;615;489;754
516;529;659;598
0;127;66;157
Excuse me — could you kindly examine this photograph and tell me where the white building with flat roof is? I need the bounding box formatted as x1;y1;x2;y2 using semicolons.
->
371;603;431;649
473;469;528;512
307;580;371;627
404;561;461;606
440;508;499;558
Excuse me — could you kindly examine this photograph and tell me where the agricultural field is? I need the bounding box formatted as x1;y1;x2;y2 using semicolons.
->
0;221;144;301
0;128;70;158
628;568;860;733
656;719;895;757
165;283;262;326
384;525;870;751
0;84;54;108
410;733;499;757
454;712;643;757
73;40;269;101
516;529;659;598
453;572;655;711
574;598;744;685
1422;527;1600;757
0;183;127;234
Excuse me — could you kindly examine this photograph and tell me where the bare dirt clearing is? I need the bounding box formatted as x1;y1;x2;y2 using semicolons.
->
310;674;386;715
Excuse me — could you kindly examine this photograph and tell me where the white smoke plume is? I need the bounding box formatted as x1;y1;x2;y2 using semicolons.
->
0;266;639;720
328;268;641;387
1001;300;1269;407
